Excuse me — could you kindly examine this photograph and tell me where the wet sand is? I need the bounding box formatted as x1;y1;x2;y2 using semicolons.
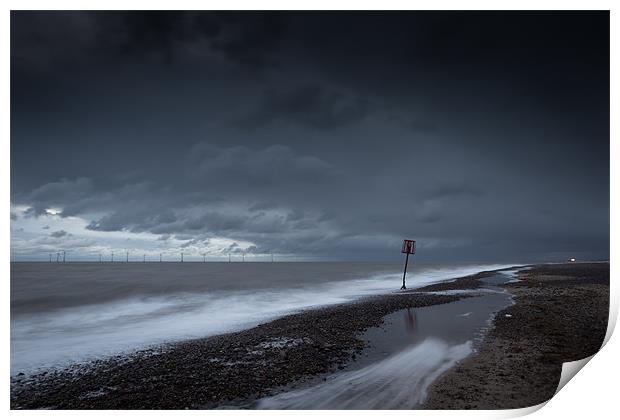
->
423;262;609;409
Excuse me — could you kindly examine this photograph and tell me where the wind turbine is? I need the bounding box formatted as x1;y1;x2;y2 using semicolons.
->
228;253;231;263
99;254;102;263
160;253;162;263
143;254;146;263
111;252;114;263
202;253;206;263
49;253;52;263
242;253;245;263
126;251;129;263
181;252;184;263
62;251;66;263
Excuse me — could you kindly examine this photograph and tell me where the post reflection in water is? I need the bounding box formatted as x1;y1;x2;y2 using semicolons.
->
404;308;418;333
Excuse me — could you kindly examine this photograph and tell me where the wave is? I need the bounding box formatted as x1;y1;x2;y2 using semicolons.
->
11;263;512;375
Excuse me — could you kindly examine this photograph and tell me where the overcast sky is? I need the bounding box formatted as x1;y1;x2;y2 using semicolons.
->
10;11;609;262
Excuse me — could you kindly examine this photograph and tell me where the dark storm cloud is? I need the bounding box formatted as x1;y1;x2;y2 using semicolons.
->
118;12;212;55
14;178;94;216
11;11;287;77
50;230;68;238
10;11;609;261
407;120;438;134
206;13;287;67
117;12;287;67
187;142;337;194
86;207;179;233
240;84;368;129
425;184;483;200
18;142;340;252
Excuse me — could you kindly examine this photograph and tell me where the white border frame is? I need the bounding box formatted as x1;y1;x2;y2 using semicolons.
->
3;2;616;420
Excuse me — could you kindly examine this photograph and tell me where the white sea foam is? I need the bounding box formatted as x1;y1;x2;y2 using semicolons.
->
258;338;473;409
11;262;513;375
503;265;531;283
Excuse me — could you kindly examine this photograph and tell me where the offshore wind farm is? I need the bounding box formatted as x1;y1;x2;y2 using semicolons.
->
36;250;282;263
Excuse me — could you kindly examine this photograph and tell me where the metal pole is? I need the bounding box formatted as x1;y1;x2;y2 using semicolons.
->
63;251;66;263
401;252;410;290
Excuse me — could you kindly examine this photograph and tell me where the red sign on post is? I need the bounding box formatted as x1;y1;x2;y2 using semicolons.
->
401;239;416;255
400;239;416;290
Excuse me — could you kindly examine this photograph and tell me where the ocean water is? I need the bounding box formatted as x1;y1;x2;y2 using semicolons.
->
10;261;513;375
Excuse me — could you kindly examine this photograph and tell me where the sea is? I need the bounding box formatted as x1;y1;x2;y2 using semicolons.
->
10;261;515;376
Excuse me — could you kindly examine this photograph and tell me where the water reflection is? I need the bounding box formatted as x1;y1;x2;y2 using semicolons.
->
404;308;418;333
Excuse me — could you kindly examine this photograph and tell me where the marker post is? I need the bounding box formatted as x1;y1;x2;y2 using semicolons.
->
400;239;416;290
